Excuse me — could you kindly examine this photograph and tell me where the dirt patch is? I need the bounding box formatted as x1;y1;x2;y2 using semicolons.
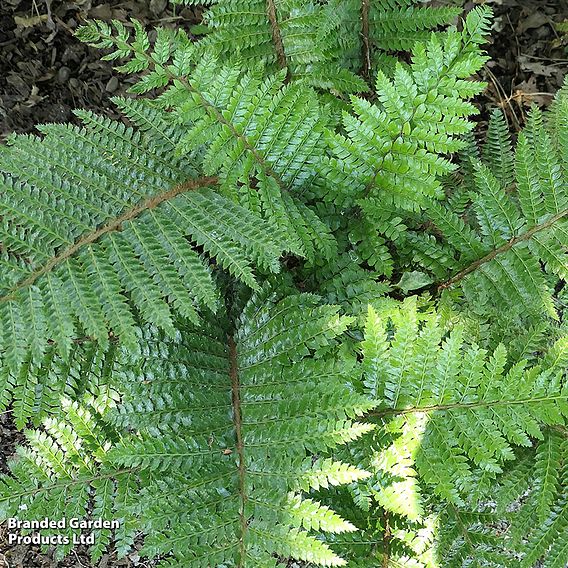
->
475;0;568;130
0;410;25;476
0;0;202;141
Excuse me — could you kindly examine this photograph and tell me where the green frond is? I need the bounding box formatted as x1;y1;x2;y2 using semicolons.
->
1;287;373;566
78;19;337;261
482;109;515;188
83;33;338;263
521;494;568;568
0;106;290;376
534;429;565;523
321;8;490;212
358;301;568;505
0;396;123;562
498;434;568;568
0;341;120;429
168;61;337;261
144;0;459;93
198;0;367;92
415;97;568;322
320;0;462;86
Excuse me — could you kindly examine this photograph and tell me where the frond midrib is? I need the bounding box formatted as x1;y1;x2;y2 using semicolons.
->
438;207;568;291
367;394;568;419
0;175;218;303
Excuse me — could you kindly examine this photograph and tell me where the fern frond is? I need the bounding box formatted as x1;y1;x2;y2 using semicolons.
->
133;0;459;93
508;433;568;568
320;7;490;216
0;395;124;562
192;0;459;91
197;0;368;92
167;62;337;260
0;340;120;429
414;103;568;321
359;301;568;505
0;108;289;374
1;287;374;566
76;19;340;261
482;108;515;188
329;304;566;567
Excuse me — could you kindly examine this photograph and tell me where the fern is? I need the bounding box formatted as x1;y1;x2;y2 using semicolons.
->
320;13;490;209
358;301;568;504
413;103;568;324
316;302;568;567
315;8;491;280
168;0;459;91
1;286;374;566
0;102;288;365
1;1;567;567
0;340;119;429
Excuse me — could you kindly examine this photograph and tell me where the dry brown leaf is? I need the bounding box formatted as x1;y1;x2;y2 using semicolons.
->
517;11;549;34
518;57;556;77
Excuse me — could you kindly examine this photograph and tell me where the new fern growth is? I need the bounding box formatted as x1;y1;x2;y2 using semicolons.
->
0;2;567;567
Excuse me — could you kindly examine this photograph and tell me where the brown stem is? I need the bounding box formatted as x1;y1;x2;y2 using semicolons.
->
103;27;289;192
450;504;477;557
170;74;288;192
361;0;371;83
266;0;290;81
229;335;248;566
365;394;567;420
0;176;218;303
438;208;568;291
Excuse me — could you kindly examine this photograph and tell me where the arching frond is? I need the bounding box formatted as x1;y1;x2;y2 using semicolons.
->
0;287;374;567
0;106;289;376
426;103;568;321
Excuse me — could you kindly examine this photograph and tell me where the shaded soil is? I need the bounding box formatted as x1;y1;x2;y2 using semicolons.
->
0;0;202;142
0;0;567;567
475;0;568;131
